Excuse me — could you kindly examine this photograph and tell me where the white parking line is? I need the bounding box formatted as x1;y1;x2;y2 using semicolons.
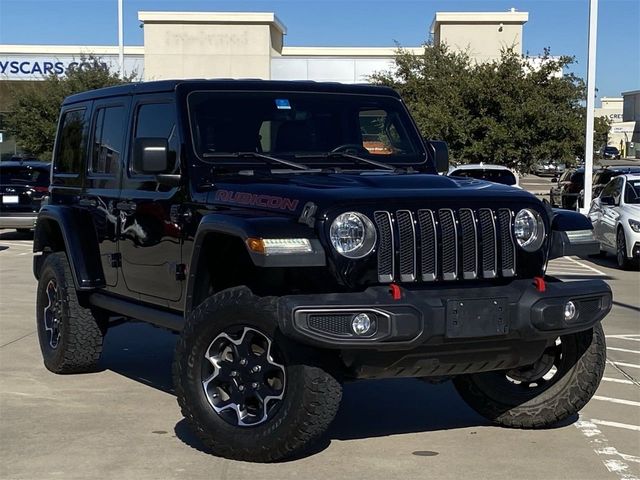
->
593;396;640;407
608;347;640;354
565;256;607;275
602;377;635;385
608;335;640;343
592;419;640;433
612;362;640;370
575;418;639;480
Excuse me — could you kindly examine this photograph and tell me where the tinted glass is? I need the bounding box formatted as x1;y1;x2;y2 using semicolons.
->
132;102;177;174
604;147;619;154
0;166;50;185
188;91;421;166
56;109;87;174
624;179;640;204
450;168;517;186
90;105;126;175
570;171;584;184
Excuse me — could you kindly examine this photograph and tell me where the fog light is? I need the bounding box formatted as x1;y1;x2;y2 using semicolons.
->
564;301;577;321
352;313;372;335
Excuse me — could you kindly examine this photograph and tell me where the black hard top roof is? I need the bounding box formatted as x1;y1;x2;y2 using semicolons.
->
63;79;401;105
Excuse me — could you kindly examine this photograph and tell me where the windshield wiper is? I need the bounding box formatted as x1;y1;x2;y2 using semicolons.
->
202;151;309;171
296;152;395;171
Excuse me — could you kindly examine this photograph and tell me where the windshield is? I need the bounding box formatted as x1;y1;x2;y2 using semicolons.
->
187;91;423;167
625;179;640;204
604;147;619;154
0;165;50;185
450;168;517;186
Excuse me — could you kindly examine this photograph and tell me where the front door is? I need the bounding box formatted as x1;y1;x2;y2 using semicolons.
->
118;96;184;305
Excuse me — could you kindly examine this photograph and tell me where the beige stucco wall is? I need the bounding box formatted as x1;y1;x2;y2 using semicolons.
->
438;23;523;61
140;12;285;80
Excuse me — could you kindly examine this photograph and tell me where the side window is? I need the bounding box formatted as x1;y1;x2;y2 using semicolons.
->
612;178;623;204
601;179;616;198
55;108;88;174
131;102;177;175
90;105;126;175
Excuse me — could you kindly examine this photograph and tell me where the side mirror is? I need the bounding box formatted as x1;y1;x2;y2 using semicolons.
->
427;139;449;173
133;137;170;174
600;196;615;206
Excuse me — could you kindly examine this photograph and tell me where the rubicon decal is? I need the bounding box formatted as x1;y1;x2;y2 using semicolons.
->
215;190;299;211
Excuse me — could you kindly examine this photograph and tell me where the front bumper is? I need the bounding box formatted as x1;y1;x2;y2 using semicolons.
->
277;279;612;378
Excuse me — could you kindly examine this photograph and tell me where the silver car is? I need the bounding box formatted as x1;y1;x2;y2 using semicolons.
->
588;173;640;270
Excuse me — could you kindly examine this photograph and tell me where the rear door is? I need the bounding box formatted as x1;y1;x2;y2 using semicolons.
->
118;95;184;306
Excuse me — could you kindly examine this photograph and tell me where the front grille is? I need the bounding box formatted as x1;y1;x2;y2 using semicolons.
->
374;208;516;283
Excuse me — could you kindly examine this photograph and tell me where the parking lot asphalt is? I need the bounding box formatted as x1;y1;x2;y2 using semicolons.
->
0;230;638;480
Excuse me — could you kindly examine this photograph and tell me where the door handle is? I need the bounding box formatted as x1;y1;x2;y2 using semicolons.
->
116;201;137;213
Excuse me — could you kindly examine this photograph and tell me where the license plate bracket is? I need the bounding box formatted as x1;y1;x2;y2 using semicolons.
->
446;298;509;338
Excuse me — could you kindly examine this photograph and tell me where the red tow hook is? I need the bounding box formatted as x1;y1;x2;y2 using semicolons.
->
533;276;546;293
389;283;402;300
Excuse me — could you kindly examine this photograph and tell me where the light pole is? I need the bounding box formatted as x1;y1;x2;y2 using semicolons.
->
582;0;598;214
118;0;124;79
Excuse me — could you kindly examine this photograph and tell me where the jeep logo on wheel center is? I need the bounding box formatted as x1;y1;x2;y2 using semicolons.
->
32;79;612;463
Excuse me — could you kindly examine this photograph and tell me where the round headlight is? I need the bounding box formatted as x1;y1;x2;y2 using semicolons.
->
514;208;545;252
329;212;377;259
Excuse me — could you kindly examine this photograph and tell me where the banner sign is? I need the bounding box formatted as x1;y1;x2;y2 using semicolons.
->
0;54;144;81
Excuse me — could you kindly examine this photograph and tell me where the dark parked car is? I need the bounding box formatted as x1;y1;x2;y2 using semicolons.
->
592;166;640;198
0;160;51;232
550;168;584;210
600;146;621;160
33;80;610;462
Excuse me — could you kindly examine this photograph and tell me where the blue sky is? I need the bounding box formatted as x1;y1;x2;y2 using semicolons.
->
1;0;638;99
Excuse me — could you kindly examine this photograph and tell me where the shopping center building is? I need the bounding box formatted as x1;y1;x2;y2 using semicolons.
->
0;9;531;158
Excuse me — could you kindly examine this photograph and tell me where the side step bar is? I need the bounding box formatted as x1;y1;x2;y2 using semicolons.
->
89;293;184;332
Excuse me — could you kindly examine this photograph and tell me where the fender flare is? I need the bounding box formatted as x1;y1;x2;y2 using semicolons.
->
33;206;106;290
184;214;325;316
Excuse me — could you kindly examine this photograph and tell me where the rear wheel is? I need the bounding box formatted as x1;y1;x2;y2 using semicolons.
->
453;324;605;428
173;287;342;462
36;252;106;373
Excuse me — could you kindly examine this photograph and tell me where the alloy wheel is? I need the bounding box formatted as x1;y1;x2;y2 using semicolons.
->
201;327;286;427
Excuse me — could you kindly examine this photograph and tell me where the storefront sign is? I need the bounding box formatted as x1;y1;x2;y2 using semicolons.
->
0;54;143;80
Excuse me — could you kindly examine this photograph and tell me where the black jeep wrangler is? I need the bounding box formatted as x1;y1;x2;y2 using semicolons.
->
34;80;611;462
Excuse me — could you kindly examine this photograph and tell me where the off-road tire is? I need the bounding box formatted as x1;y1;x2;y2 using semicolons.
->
453;323;606;428
173;287;342;462
36;252;106;373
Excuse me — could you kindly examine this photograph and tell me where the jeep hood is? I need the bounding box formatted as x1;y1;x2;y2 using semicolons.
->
209;171;539;216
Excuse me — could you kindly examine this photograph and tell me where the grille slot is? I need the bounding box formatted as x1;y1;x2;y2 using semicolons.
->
374;208;517;283
497;209;516;277
439;209;458;280
459;208;477;279
396;210;416;282
478;208;497;278
374;211;394;283
417;209;437;281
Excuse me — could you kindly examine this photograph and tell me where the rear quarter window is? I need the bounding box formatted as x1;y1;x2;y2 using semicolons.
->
55;108;88;175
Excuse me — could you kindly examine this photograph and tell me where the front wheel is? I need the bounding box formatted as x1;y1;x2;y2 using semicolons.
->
173;287;342;462
453;324;606;428
617;228;639;270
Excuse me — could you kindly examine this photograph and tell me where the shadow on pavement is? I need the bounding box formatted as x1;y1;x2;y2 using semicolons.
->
100;321;575;460
0;230;34;240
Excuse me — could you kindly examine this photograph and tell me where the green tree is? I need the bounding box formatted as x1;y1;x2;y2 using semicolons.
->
4;56;135;159
371;43;598;173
